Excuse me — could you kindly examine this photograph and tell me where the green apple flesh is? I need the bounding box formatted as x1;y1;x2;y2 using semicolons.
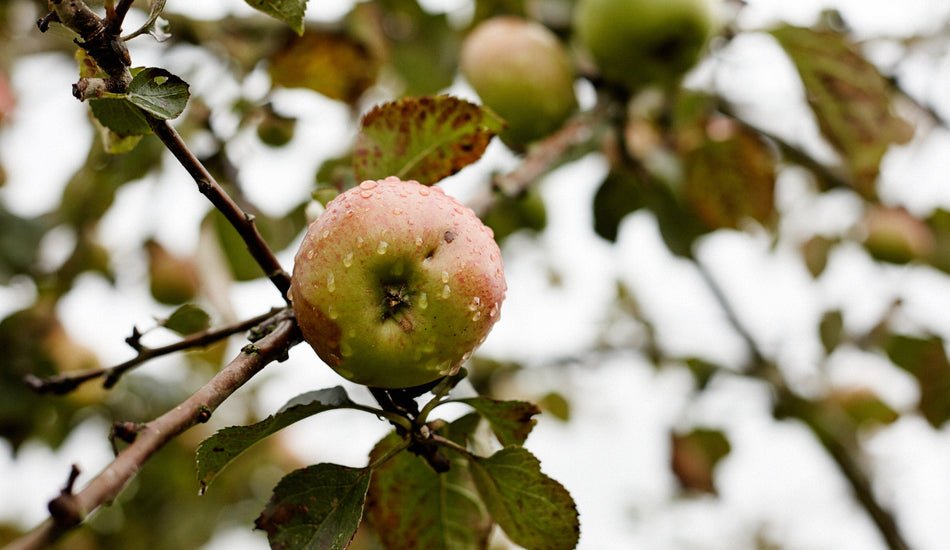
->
290;176;507;389
574;0;718;90
460;16;577;149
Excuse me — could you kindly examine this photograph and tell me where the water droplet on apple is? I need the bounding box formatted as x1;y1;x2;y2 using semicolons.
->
357;236;365;248
471;311;482;322
441;284;451;299
340;341;353;357
376;241;388;255
359;180;378;190
393;208;402;215
326;272;336;293
461;351;472;363
418;292;428;309
415;236;424;248
327;303;338;319
468;296;481;311
343;252;353;267
322;229;330;240
306;249;315;260
360;190;373;199
419;188;430;196
441;270;450;283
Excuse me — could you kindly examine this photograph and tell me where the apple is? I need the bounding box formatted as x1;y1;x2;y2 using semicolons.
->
290;176;506;389
460;16;577;149
574;0;718;90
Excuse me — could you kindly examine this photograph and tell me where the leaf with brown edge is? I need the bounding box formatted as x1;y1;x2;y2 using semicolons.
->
353;96;505;185
771;25;913;199
270;31;378;104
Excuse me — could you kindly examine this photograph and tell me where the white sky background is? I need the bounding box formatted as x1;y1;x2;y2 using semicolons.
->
4;0;950;549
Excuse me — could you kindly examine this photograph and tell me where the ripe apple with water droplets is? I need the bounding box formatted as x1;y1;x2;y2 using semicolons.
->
290;176;507;389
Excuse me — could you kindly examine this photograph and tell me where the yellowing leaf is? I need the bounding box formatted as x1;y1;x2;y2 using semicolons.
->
771;25;914;199
269;31;377;104
354;95;504;185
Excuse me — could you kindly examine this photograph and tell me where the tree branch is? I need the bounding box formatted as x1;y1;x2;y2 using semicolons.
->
146;116;292;299
23;307;286;394
695;261;912;550
2;313;302;550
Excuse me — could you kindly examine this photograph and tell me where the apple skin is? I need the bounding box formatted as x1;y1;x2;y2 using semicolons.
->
460;16;577;149
290;177;506;389
574;0;718;90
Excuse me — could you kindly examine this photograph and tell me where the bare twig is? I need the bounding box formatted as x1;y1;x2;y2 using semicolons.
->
23;307;286;394
695;261;912;550
146;116;292;299
3;314;301;550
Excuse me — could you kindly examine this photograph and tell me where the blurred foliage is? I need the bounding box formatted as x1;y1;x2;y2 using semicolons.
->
2;0;950;548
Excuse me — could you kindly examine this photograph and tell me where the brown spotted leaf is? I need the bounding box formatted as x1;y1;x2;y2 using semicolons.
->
771;25;913;199
254;463;370;550
681;117;777;230
270;31;378;104
353;95;505;185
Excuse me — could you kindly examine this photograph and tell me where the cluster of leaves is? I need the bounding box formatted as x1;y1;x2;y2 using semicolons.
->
197;378;578;550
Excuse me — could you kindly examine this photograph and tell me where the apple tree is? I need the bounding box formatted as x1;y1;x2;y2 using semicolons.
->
1;0;949;549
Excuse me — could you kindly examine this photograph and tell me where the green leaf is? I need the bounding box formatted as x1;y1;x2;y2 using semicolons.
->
255;463;370;550
818;310;844;355
771;25;913;199
161;304;210;336
457;397;540;447
470;446;579;550
0;205;48;284
592;168;648;243
353;95;504;185
89;97;151;137
244;0;308;35
351;0;460;96
366;432;492;550
127;68;190;120
196;387;356;493
885;335;950;428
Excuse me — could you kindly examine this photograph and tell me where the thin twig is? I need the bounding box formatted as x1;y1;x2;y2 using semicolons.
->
2;316;301;550
23;307;286;395
695;261;912;550
146;116;292;299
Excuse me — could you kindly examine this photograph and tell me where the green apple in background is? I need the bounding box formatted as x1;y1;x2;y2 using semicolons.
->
574;0;719;90
290;176;507;389
460;16;577;150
